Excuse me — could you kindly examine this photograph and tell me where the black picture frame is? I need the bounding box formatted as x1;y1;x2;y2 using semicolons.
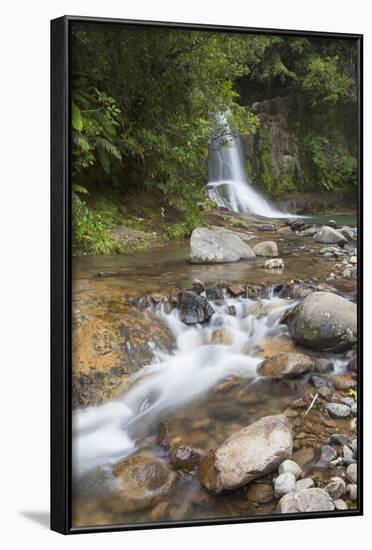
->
51;15;363;535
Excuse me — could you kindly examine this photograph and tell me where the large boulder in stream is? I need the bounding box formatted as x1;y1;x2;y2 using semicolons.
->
257;353;314;379
107;454;177;513
189;227;256;263
177;290;214;324
283;291;357;352
313;226;348;245
253;241;279;257
200;415;293;492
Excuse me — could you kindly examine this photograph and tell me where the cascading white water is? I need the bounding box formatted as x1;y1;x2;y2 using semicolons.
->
207;119;286;218
72;293;299;477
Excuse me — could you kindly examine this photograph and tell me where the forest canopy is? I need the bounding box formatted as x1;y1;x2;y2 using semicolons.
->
71;23;358;253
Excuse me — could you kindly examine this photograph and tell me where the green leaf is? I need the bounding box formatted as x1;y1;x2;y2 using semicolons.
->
71;102;84;131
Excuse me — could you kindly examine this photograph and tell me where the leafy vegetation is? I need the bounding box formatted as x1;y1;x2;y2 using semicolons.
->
70;23;358;253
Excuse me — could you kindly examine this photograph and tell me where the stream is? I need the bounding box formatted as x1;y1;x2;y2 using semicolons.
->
71;220;357;527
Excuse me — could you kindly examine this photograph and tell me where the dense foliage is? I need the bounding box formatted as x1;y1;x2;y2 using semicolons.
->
71;23;358;253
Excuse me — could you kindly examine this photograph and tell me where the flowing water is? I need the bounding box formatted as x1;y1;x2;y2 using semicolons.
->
207;124;286;218
73;293;297;476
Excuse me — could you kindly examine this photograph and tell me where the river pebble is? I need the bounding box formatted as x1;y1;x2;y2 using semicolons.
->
325;477;346;499
346;463;357;484
326;403;351;418
334;499;349;510
348;484;357;501
278;459;302;480
274;473;296;497
295;478;314;491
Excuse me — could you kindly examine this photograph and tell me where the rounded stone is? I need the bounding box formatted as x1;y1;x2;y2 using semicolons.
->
348;483;357;501
326;403;351;418
274;472;296;497
295;478;314;491
334;499;348;510
325;477;346;499
346;463;357;484
278;459;302;480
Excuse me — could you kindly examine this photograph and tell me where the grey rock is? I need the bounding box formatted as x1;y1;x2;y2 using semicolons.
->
278;459;302;480
311;375;328;388
339;397;355;408
326;403;351;418
325;477;346;499
205;287;224;301
190;227;256;264
177;291;214;324
274;472;296;497
343;445;354;461
327;220;338;229
346;463;357;484
277;488;335;513
351;438;357;456
348;483;357;501
295;478;314;491
313;226;348;245
214;415;293;490
334;499;348;510
284;291;357;352
320;445;337;463
252;241;278;257
302;227;318;237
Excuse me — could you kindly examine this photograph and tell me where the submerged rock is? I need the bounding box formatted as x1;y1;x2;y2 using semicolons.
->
246;482;274;504
171;445;201;472
190;227;256;263
313;226;348;245
283;291;357;352
177;290;214;324
253;241;279;257
257;353;313;379
277;488;335;513
211;415;293;491
109;454;176;513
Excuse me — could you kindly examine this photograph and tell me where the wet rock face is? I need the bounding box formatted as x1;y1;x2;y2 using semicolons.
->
108;454;176;513
314;226;349;245
189;227;256;264
177;290;215;324
283;291;357;352
72;306;175;408
253;241;279;257
257;353;313;379
277;488;335;513
212;415;293;491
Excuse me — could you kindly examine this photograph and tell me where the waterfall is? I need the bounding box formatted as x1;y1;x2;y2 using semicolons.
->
207;120;286;218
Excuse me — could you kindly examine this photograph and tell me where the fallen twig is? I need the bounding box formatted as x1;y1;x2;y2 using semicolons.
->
303;392;319;417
